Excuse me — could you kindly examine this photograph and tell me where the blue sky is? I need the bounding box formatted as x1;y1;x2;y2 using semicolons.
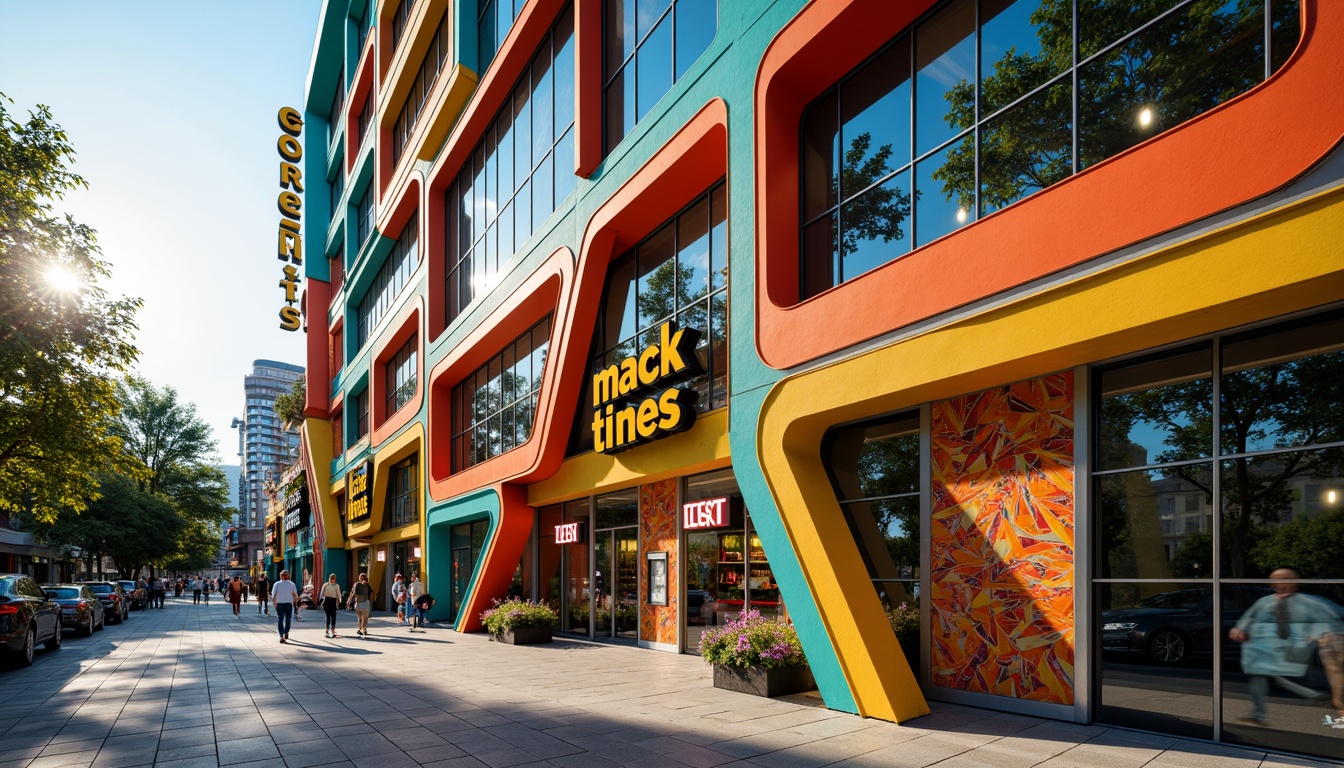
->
1;1;322;464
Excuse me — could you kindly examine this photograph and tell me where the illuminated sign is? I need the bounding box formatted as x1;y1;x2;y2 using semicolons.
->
283;479;310;532
554;521;586;545
591;320;703;453
347;460;372;523
276;105;304;332
682;496;738;530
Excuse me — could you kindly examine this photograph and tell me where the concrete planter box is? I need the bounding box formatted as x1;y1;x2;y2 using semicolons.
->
493;625;554;645
712;665;816;697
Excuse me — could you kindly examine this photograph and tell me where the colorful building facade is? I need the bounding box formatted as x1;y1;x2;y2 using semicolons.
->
296;0;1344;760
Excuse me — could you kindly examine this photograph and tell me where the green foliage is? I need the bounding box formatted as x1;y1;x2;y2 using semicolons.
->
272;375;306;428
886;600;920;649
110;376;231;525
1253;508;1344;579
699;610;807;669
27;473;182;578
162;519;222;574
0;94;141;522
480;597;559;634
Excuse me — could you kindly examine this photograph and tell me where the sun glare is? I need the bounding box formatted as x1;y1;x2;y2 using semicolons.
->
44;266;84;295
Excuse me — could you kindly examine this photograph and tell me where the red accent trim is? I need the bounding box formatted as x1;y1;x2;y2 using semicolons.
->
753;0;1338;369
346;38;377;178
575;0;602;177
305;279;332;419
455;483;532;632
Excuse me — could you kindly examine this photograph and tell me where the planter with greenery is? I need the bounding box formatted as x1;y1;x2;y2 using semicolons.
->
481;597;558;645
886;600;919;669
699;609;815;697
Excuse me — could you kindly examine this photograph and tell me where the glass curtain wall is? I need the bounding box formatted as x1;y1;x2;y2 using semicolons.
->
800;0;1302;298
1094;309;1344;757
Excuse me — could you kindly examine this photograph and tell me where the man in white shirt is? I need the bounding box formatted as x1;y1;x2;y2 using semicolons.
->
271;570;300;644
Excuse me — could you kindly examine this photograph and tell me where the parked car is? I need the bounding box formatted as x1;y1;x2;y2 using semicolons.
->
78;581;129;624
41;585;104;636
1101;585;1273;664
116;580;144;611
0;574;62;666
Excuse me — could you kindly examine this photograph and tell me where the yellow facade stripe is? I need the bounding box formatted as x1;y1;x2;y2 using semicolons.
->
347;422;425;544
302;417;343;550
528;409;731;506
758;188;1344;722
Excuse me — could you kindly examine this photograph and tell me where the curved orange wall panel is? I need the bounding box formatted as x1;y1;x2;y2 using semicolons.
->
425;246;574;500
369;299;424;446
930;374;1075;704
754;0;1343;369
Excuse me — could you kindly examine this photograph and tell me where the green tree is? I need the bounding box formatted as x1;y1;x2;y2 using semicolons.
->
1253;507;1344;579
109;376;231;526
28;474;182;579
272;375;306;428
163;519;222;574
0;94;141;522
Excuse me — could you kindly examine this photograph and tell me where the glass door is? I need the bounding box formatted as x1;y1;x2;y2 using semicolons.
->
449;547;472;623
592;489;638;641
614;527;638;639
561;500;590;636
593;530;612;635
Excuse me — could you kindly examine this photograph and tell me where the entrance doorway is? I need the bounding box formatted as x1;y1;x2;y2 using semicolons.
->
446;519;488;623
591;489;639;641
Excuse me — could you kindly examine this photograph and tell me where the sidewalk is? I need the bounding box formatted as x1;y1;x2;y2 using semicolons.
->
0;597;1335;768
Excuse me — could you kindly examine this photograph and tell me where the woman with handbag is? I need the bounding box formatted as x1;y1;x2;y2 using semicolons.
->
347;573;373;637
391;573;407;624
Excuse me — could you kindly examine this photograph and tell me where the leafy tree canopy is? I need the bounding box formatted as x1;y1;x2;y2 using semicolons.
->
0;94;141;522
272;375;305;429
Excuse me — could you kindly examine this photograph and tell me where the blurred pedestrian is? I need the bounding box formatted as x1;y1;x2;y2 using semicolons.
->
271;570;299;643
255;574;270;615
410;591;434;632
406;574;424;632
228;576;244;617
320;574;342;638
392;573;407;624
347;573;372;637
191;576;203;604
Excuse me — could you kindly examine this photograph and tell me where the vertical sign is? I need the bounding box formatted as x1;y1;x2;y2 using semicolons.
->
276;106;304;331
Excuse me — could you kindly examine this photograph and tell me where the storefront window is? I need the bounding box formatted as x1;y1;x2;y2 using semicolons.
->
682;469;785;654
447;519;489;623
823;411;922;671
561;499;590;635
593;489;639;639
1094;309;1344;757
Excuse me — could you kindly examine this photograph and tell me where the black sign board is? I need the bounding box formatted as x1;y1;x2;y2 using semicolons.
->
283;479;310;532
346;460;372;524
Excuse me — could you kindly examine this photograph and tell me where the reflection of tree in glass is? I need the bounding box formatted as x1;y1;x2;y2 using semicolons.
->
854;435;920;577
837;133;914;257
637;258;688;326
1117;352;1344;578
935;0;1273;213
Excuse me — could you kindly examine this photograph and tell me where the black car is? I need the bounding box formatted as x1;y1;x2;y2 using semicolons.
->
0;574;62;666
1101;585;1272;664
78;581;129;624
42;585;105;637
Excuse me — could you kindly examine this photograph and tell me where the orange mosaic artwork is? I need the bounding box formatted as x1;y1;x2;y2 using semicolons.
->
639;479;678;645
929;372;1075;704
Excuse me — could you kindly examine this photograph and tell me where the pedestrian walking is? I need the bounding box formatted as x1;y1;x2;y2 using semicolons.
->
347;573;372;637
255;575;271;615
320;574;342;638
392;573;408;624
228;576;244;617
191;576;203;604
203;578;210;603
154;577;166;608
271;570;299;643
407;574;424;632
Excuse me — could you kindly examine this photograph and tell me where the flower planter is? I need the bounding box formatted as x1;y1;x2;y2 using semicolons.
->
713;665;816;697
494;625;553;645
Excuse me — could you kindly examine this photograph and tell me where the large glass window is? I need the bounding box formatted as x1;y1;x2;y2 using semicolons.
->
477;0;524;76
1094;308;1344;757
390;0;416;54
391;8;451;168
385;333;417;418
568;181;728;455
329;165;344;226
824;412;922;667
603;0;716;151
451;316;551;471
445;7;576;325
355;185;375;251
356;91;374;150
328;64;346;147
385;454;420;529
355;213;419;348
352;388;369;444
800;0;1302;299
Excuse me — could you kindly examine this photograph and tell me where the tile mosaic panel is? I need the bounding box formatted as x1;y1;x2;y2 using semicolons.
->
640;479;679;646
930;372;1075;704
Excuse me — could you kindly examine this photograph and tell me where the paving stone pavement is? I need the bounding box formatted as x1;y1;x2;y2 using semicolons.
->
0;596;1337;768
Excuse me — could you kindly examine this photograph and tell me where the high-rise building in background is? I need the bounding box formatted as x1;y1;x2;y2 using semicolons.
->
234;360;304;529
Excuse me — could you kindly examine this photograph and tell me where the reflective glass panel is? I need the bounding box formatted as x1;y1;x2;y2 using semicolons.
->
1098;346;1213;471
1097;465;1214;580
1220;452;1344;581
914;135;975;247
915;0;975;156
